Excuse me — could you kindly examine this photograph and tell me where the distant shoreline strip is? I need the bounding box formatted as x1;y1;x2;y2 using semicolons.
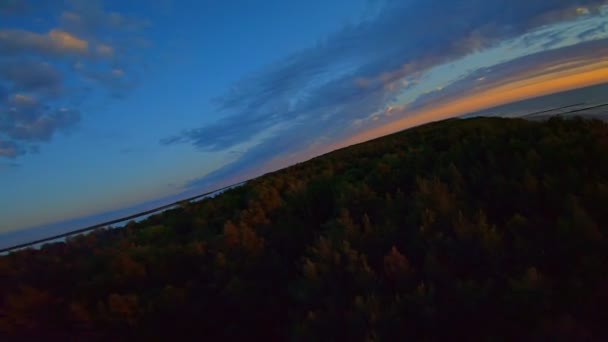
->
521;103;586;118
0;182;246;254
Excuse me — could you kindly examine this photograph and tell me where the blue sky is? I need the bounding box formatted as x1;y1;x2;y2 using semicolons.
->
1;0;608;237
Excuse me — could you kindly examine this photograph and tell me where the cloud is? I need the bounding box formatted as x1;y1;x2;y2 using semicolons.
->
182;127;325;191
408;38;608;111
340;62;608;150
0;94;80;142
0;29;89;57
0;60;79;152
578;23;608;40
166;0;608;151
161;113;286;152
9;108;80;141
0;60;62;94
48;29;88;52
0;0;150;158
164;0;608;193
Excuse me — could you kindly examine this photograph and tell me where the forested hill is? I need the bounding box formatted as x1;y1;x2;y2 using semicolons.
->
2;116;608;340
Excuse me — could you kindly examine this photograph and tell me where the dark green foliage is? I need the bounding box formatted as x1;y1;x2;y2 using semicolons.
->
2;116;608;340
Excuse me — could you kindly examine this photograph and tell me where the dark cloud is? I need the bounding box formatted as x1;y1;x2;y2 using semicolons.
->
0;60;62;94
161;111;286;152
0;59;79;155
7;108;80;142
0;95;80;142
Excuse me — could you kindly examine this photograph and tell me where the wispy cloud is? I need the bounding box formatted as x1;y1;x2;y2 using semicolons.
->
163;0;608;192
0;0;150;158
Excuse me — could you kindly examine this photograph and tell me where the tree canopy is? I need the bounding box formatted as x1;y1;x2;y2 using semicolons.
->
2;116;608;340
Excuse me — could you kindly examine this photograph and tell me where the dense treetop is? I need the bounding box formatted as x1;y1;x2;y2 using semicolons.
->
2;116;608;340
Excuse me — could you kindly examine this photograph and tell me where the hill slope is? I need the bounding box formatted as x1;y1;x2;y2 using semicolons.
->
2;116;608;340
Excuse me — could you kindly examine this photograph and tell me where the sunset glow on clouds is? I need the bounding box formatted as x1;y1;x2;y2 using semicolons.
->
1;0;608;240
339;60;608;150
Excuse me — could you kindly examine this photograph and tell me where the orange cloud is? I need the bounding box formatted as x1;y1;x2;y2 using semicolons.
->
0;29;89;56
48;29;88;53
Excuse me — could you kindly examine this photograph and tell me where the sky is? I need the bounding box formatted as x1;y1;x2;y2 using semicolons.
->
1;0;608;239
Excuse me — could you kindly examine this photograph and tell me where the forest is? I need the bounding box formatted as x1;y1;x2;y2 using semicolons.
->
1;116;608;340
